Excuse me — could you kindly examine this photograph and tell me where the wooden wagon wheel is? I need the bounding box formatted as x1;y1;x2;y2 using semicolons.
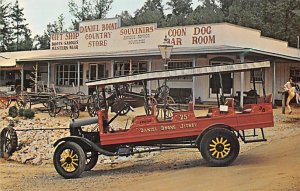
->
48;99;58;117
157;85;170;99
16;94;31;109
0;127;18;157
166;96;175;104
68;99;80;119
87;94;103;117
111;97;130;116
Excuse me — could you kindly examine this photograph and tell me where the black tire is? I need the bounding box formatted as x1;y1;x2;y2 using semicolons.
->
69;99;80;119
199;128;239;167
85;151;98;171
53;142;86;179
0;127;18;157
48;100;57;117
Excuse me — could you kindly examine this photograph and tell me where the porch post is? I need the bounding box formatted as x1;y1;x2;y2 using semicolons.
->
192;56;196;104
129;59;132;75
240;55;245;108
21;64;24;93
272;60;276;106
77;60;80;92
47;62;50;91
35;62;38;93
148;59;152;94
111;60;114;77
111;60;114;92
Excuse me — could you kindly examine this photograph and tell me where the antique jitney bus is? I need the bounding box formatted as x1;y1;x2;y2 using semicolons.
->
53;61;274;178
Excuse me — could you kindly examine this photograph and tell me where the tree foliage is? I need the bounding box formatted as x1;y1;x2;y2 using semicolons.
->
134;0;165;27
34;14;68;50
68;0;113;30
0;0;12;52
10;0;32;51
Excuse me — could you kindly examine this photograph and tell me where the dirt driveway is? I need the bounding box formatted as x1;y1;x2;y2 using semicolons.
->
0;108;300;191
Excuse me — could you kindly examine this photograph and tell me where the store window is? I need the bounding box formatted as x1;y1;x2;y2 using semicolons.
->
167;60;192;80
250;69;263;83
89;63;106;80
114;61;147;76
56;64;83;86
290;67;300;82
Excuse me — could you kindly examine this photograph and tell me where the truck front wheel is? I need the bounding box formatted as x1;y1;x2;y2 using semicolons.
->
53;142;86;179
199;128;239;167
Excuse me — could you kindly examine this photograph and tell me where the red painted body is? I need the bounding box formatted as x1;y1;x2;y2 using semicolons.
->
98;102;274;146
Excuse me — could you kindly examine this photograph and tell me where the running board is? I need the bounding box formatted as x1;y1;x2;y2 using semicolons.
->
237;128;267;143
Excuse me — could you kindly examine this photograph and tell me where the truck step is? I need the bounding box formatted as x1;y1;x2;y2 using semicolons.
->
238;128;267;143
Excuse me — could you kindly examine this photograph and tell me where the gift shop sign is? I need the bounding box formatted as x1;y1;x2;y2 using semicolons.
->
50;32;79;51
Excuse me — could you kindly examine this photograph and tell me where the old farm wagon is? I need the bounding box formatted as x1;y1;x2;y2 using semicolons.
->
52;61;274;178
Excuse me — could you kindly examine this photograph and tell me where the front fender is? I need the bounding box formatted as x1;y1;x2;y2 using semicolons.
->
54;136;94;150
53;136;115;156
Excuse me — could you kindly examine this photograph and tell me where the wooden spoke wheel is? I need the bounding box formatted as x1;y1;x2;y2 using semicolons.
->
111;97;130;116
87;94;103;117
47;100;60;117
84;151;98;171
166;96;175;104
76;91;85;96
157;85;170;99
16;94;30;109
0;127;18;157
53;142;86;179
199;128;240;167
67;99;80;119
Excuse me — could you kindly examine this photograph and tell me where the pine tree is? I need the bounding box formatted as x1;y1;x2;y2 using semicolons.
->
68;0;113;30
0;0;12;52
10;0;32;51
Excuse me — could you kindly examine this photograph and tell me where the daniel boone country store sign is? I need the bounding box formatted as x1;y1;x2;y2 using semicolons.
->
50;18;217;53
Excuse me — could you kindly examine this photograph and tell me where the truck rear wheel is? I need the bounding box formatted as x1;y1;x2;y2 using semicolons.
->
199;128;239;167
53;142;86;179
85;151;98;171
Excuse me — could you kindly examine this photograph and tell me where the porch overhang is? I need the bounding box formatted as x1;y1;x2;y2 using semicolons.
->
17;46;300;63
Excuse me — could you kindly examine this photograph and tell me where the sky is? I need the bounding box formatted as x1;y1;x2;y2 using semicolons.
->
6;0;199;36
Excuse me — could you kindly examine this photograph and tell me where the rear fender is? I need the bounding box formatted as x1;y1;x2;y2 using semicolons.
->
195;124;236;146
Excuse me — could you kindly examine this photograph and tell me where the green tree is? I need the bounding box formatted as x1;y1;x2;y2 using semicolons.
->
68;0;113;30
134;0;165;27
189;0;224;24
166;0;193;26
116;11;135;26
34;14;67;50
227;0;300;47
10;0;32;51
0;0;12;52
